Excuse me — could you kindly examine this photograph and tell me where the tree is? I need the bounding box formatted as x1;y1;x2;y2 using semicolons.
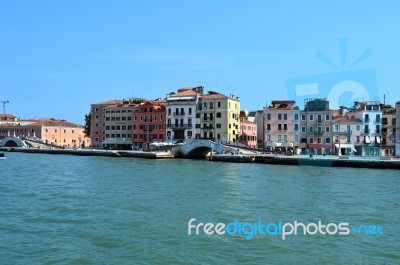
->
84;113;91;137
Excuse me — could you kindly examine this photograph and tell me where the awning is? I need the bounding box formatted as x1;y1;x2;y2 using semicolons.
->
335;144;355;149
149;142;174;146
272;141;282;147
285;142;294;148
103;138;131;145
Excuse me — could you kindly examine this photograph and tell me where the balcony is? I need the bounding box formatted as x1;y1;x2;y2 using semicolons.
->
202;125;214;130
174;112;185;117
315;119;323;125
167;124;192;129
362;129;370;135
202;117;214;121
333;130;352;135
313;131;324;136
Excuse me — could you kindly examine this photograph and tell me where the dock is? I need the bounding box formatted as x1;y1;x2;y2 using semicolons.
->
0;147;176;159
211;154;400;169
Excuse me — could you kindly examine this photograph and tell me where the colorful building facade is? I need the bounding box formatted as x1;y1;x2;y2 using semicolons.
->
133;100;166;149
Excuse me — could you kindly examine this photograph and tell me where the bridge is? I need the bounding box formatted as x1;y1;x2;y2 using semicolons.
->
0;137;27;147
173;140;239;158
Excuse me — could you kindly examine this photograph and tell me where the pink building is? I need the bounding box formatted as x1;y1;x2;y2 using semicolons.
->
239;111;257;148
264;100;300;153
0;117;90;148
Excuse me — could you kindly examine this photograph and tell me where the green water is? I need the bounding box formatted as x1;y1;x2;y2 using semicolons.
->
0;152;399;264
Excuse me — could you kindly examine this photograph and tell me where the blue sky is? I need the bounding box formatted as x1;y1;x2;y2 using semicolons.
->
1;1;399;124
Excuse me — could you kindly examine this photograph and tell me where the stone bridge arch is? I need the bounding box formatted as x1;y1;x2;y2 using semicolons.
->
176;140;236;158
0;137;25;147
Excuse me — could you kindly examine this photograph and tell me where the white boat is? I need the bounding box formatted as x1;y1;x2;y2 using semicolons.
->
0;153;5;160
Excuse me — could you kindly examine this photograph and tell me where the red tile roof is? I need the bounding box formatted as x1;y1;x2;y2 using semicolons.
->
333;117;362;123
201;93;228;99
23;118;83;127
169;89;199;97
93;99;123;105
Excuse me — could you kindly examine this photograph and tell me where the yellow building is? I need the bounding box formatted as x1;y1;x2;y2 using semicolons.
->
195;91;240;143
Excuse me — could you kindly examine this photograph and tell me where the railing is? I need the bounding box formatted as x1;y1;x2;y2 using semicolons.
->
315;119;323;125
202;117;214;121
167;124;192;129
333;130;352;135
202;125;214;130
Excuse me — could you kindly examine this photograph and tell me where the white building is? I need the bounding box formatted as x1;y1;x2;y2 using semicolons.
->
347;101;382;156
165;87;203;141
332;117;362;156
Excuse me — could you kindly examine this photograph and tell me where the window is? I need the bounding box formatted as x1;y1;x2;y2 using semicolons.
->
189;108;192;115
217;102;221;108
284;114;288;120
301;126;306;133
376;114;381;123
278;135;282;141
309;114;314;121
267;113;271;120
325;137;331;144
278;114;282;120
317;114;322;122
295;114;299;120
309;138;314;144
267;135;271;141
325;114;330;121
267;124;271;130
294;124;299;131
216;124;221;128
309;127;314;133
294;135;299;141
283;135;287;141
283;124;288;130
335;124;339;131
278;124;282;130
325;126;330;133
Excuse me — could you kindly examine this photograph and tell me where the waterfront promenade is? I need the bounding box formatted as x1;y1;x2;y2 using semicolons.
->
2;147;400;169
